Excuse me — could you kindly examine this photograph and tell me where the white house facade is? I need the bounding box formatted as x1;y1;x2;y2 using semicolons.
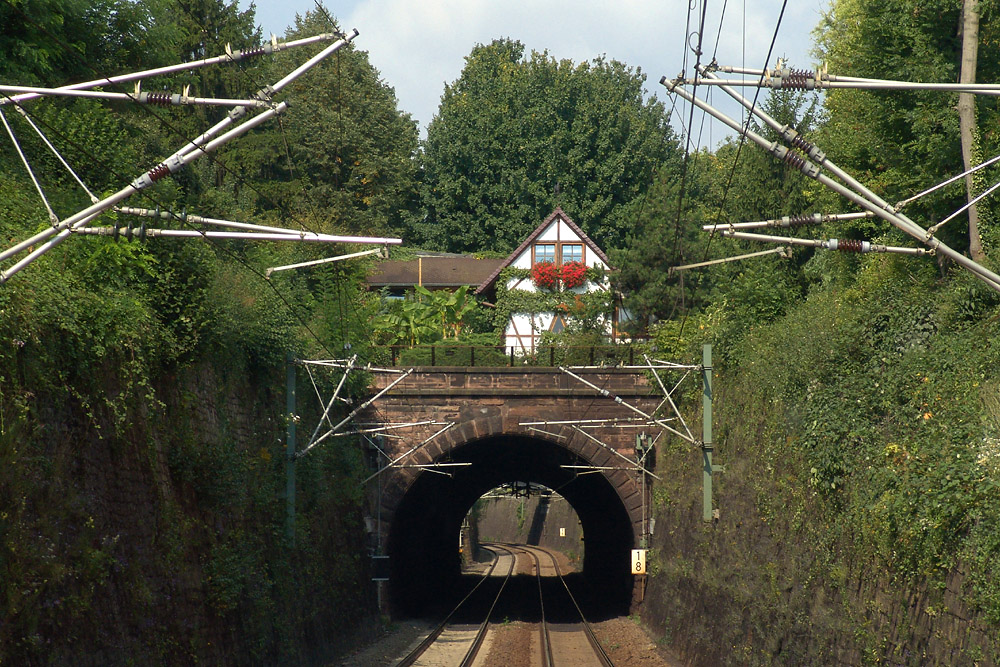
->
476;208;626;353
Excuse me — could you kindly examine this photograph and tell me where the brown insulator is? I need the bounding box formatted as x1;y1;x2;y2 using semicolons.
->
145;92;172;106
838;239;864;253
147;163;170;182
782;151;807;170
790;133;816;153
782;68;813;90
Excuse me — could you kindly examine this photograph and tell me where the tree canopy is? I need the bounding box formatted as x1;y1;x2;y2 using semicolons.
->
814;0;1000;255
414;38;681;254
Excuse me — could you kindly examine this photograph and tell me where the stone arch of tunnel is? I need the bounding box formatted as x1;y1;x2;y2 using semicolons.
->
383;421;645;617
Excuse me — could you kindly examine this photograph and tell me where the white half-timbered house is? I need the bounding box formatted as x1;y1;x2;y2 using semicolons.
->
476;207;620;352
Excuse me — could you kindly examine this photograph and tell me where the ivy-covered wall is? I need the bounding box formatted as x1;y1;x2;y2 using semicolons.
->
642;257;1000;665
0;268;378;664
493;266;614;342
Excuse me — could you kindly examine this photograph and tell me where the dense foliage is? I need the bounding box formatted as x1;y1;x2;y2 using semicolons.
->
636;1;1000;660
815;0;1000;255
0;1;405;662
2;0;1000;662
415;38;682;254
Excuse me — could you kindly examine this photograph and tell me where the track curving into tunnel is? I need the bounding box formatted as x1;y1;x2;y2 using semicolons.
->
387;432;637;618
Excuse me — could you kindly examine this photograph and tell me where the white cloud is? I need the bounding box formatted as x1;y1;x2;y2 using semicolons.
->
250;0;828;144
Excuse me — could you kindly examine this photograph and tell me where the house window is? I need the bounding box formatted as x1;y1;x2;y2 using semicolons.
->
550;314;567;333
534;244;556;264
561;244;583;264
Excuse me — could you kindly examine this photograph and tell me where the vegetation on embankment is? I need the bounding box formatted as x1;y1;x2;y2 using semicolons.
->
643;255;1000;665
0;4;405;659
0;253;382;663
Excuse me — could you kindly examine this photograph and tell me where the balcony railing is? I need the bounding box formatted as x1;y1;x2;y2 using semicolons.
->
371;343;647;368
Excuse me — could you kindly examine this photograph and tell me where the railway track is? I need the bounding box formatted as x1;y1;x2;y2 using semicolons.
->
395;544;515;666
506;543;614;667
395;543;613;666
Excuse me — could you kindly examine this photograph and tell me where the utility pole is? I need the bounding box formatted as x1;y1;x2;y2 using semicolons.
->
959;0;986;261
702;344;715;522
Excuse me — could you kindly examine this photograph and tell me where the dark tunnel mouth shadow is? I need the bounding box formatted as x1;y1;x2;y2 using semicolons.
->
385;433;638;618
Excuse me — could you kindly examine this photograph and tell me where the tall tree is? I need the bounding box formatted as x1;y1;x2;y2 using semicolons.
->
959;0;986;260
416;39;679;254
614;89;824;329
815;0;1000;258
208;10;419;235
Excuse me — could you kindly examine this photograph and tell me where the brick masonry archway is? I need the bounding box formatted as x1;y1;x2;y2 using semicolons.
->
362;367;660;614
378;415;645;539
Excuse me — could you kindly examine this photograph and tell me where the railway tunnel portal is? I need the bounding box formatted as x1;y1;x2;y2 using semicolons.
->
358;365;674;616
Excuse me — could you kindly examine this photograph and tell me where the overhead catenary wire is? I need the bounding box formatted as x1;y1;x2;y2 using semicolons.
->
928;176;1000;234
0;20;357;266
0;101;291;281
266;248;384;277
0;84;274;108
115;206;323;235
693;63;1000;287
701;211;874;231
665;0;711;319
1;30;361;281
717;230;927;256
670;0;789;342
670;246;789;272
0;3;352;367
70;226;401;245
3;0;355;249
0;99;341;371
12;106;98;203
660;74;1000;292
0;31;345;107
896;151;1000;209
699;66;1000;95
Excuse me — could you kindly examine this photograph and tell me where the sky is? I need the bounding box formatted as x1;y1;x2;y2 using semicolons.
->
240;0;830;146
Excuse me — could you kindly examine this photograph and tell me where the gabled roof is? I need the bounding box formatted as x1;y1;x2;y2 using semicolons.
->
474;207;612;295
368;256;504;288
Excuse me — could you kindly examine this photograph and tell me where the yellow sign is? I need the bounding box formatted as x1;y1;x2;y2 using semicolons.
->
631;549;647;575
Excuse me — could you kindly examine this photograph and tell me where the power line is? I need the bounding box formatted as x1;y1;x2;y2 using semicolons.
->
671;0;790;343
665;0;711;320
0;3;369;358
2;0;341;242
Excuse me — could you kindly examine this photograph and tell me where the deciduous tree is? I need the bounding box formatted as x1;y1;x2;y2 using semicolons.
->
416;38;679;254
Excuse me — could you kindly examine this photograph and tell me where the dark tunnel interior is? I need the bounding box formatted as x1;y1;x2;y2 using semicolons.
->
387;433;636;617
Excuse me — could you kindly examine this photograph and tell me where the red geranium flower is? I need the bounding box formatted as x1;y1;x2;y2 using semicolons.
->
560;260;587;289
531;262;559;290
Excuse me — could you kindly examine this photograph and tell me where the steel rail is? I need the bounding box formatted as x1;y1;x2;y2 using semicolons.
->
506;543;614;667
396;544;516;667
506;544;553;667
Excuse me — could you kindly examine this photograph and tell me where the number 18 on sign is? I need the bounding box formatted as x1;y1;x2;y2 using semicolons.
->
631;549;647;575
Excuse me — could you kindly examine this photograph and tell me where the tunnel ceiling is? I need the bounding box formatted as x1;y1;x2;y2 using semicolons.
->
387;433;637;616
